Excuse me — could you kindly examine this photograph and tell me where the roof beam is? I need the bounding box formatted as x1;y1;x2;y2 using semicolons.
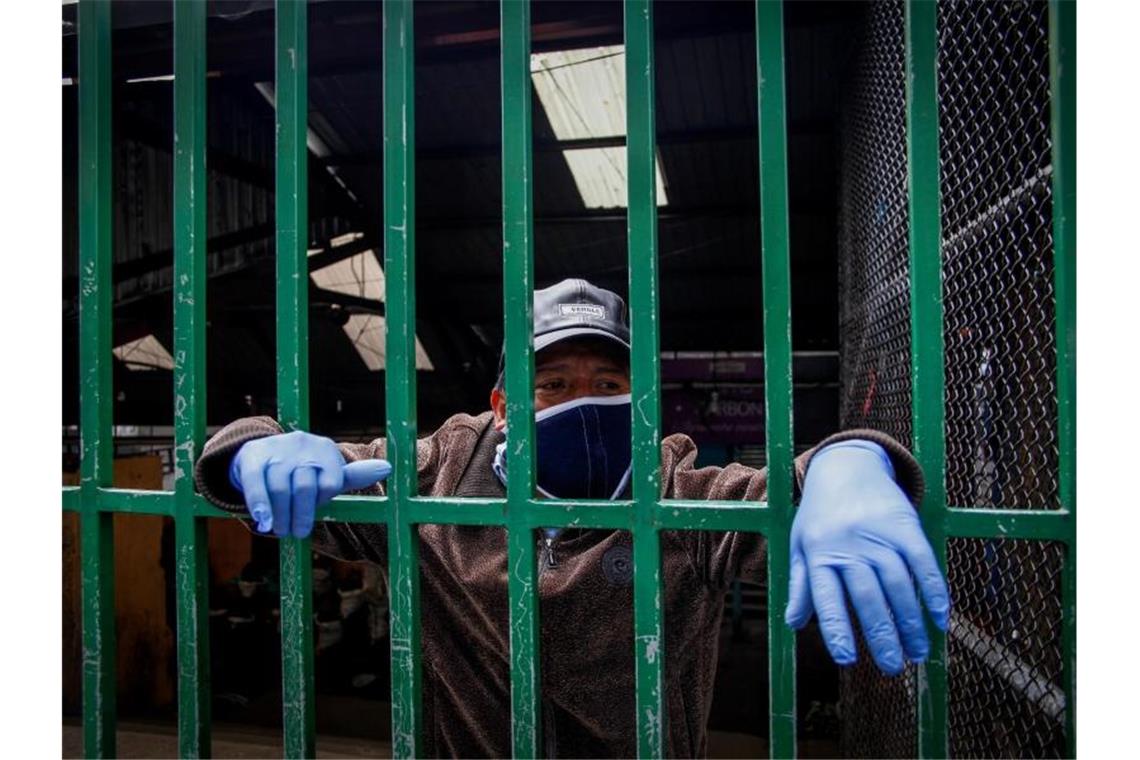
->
63;0;838;83
415;206;836;229
306;236;377;272
321;122;832;166
62;222;276;299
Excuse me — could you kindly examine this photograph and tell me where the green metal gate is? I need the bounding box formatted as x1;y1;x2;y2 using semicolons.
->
63;0;1075;757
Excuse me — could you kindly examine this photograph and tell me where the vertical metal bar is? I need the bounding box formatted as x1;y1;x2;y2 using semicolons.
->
501;1;542;755
904;1;949;756
624;2;666;756
173;0;212;755
383;1;425;756
754;1;796;756
77;2;116;756
274;1;315;756
1048;0;1076;753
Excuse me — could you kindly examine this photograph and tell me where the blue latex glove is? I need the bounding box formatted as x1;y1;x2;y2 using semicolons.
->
229;431;391;538
785;440;950;675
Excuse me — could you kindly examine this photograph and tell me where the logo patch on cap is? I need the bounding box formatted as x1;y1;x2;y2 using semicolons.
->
559;303;606;320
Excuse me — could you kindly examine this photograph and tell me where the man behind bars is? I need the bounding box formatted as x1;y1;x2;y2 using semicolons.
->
195;278;949;758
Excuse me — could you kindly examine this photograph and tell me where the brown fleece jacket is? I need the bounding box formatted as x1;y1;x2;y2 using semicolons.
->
195;412;923;758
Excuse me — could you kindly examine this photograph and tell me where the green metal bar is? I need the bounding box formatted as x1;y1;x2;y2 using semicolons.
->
78;1;116;755
904;1;948;756
64;486;82;512
95;489;175;515
1050;0;1076;522
173;1;212;753
192;495;243;519
274;1;315;756
523;500;632;531
661;506;771;535
943;509;1073;543
755;2;797;756
312;496;389;524
409;499;502;527
657;503;773;533
501;1;542;755
327;498;640;531
383;2;424;756
1060;546;1076;758
625;2;666;756
1048;0;1076;753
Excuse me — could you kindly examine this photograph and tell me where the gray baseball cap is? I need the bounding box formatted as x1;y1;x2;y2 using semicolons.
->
496;278;630;384
533;278;630;352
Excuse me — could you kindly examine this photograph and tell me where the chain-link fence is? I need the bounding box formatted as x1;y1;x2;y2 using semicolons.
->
836;2;917;756
939;0;1058;515
836;1;1064;756
938;1;1064;756
946;538;1065;757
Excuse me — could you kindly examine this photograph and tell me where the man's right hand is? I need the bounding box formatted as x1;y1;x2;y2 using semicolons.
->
229;431;391;538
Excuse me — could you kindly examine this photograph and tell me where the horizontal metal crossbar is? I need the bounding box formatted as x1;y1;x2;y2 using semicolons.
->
62;486;80;512
72;485;1077;550
67;486;1073;547
943;508;1073;543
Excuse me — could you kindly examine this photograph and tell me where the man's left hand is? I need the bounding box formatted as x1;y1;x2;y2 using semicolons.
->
785;440;951;675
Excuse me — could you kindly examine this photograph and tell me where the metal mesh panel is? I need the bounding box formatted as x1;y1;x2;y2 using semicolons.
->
837;0;913;449
937;4;1064;756
938;0;1058;512
947;539;1066;758
837;1;1062;756
835;3;917;756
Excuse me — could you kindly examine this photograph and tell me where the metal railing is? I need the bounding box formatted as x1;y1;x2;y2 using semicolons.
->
64;0;1075;757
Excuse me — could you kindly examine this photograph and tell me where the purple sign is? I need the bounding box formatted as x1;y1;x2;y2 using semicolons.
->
662;384;765;445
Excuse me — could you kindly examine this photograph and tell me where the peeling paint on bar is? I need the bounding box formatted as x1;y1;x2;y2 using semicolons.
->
754;1;797;756
384;2;425;756
77;2;116;756
173;2;213;754
1049;1;1076;753
93;488;173;515
904;1;950;755
624;2;667;756
274;1;316;757
944;508;1073;542
501;1;542;755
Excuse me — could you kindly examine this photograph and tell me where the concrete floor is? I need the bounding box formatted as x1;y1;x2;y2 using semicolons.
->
62;619;842;758
62;721;844;759
62;719;392;759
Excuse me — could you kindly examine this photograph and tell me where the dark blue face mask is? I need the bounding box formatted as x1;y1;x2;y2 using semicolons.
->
490;394;633;500
534;394;632;500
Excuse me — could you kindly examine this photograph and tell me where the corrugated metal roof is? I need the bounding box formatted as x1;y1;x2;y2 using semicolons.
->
64;0;857;432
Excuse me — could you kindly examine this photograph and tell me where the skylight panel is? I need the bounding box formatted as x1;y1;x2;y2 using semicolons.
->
563;146;668;209
309;247;434;370
531;45;669;208
113;334;175;371
310;250;385;302
342;314;434;372
531;46;627;140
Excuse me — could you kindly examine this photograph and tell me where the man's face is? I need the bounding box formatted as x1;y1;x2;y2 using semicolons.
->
491;338;631;430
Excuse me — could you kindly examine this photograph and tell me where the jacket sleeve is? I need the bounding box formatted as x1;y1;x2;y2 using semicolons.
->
193;416;446;566
662;428;925;589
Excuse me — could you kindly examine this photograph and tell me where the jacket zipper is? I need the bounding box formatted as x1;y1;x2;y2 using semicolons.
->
543;533;558;569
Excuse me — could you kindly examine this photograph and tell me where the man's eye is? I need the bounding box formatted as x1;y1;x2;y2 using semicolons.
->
539;380;565;391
